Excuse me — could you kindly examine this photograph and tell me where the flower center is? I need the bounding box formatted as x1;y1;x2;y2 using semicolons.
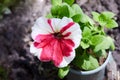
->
53;32;63;39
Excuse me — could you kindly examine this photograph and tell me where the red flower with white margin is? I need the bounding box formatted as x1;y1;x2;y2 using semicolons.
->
30;17;82;68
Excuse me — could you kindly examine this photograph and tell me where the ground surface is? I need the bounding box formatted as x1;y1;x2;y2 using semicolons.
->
0;0;120;80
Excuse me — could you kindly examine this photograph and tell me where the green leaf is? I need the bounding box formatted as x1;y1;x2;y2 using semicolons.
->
98;14;108;26
82;27;91;38
86;15;95;25
59;3;69;18
46;13;53;18
51;0;62;6
72;4;84;15
96;50;107;58
80;27;92;49
57;3;74;18
94;36;115;52
66;4;75;17
71;14;81;22
71;4;90;23
110;41;115;51
71;4;84;21
51;5;61;17
63;0;74;5
74;53;99;70
80;41;90;49
90;35;105;46
101;11;115;19
72;14;89;23
101;50;107;58
92;11;100;21
58;66;70;79
81;54;99;70
72;52;83;68
97;12;117;28
78;14;87;23
79;14;95;25
106;19;118;29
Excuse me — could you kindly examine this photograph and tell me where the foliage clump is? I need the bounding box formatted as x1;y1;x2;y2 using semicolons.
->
0;0;19;19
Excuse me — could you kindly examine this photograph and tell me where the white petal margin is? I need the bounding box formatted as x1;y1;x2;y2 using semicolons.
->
30;43;42;59
31;17;53;40
58;49;75;68
63;23;82;48
55;17;73;31
50;18;61;32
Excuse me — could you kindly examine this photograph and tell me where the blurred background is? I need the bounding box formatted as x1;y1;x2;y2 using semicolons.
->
0;0;120;80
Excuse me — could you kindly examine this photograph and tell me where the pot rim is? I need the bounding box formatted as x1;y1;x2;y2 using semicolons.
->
70;51;112;75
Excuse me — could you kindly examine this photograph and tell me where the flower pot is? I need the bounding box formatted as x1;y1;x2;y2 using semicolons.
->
67;51;112;80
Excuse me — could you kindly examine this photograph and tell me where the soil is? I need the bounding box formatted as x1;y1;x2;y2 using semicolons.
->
0;0;120;80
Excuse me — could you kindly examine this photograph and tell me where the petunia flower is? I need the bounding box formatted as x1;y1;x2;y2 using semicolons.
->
30;17;82;68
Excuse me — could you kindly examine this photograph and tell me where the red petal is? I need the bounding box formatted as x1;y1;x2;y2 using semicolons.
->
52;40;63;66
60;22;74;33
34;34;53;48
52;39;75;66
39;39;55;61
48;19;55;32
60;39;75;56
63;32;71;37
